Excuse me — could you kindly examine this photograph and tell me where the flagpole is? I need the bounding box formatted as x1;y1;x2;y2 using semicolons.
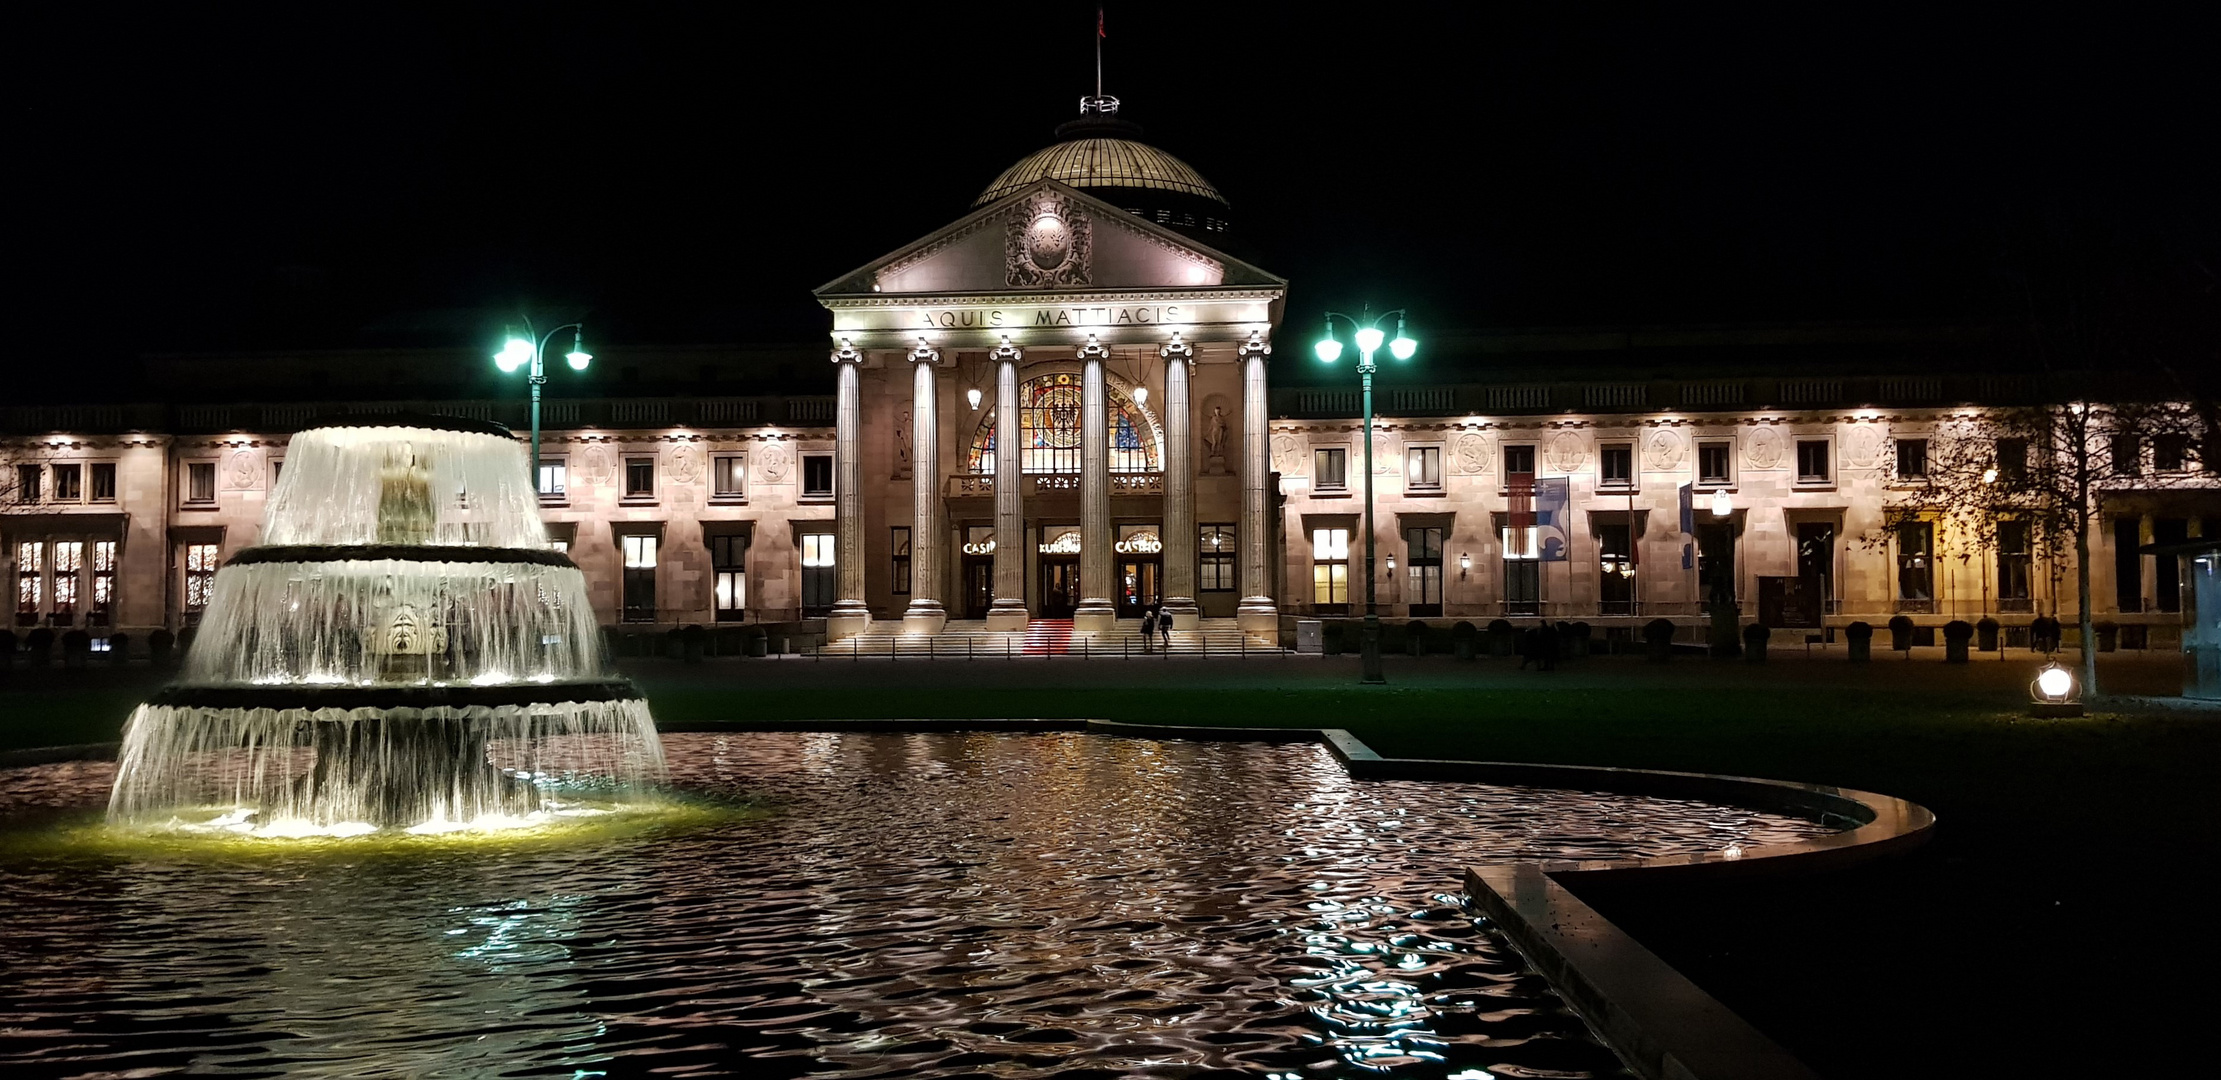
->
1095;5;1104;99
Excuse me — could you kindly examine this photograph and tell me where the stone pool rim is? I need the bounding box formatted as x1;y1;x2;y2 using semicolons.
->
0;719;1934;1080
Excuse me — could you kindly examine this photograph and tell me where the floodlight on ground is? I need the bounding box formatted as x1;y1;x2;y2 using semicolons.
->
2030;661;2084;717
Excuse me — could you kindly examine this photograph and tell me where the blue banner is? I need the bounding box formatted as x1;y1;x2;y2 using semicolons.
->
1536;477;1570;562
1678;483;1694;535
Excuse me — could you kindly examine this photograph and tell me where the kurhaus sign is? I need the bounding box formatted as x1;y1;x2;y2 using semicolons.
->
832;299;1272;336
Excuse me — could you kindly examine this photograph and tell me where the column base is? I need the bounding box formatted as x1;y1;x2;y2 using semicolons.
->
901;600;947;637
1073;600;1117;634
825;607;871;642
1235;597;1279;640
1161;598;1201;631
984;601;1029;632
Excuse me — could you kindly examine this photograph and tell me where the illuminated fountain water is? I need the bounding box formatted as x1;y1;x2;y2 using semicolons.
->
107;416;665;836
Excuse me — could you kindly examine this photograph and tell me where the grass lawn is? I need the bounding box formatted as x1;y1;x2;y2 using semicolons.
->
5;650;2213;1077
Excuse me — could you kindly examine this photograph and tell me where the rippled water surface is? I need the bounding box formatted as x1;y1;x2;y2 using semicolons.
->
0;732;1835;1078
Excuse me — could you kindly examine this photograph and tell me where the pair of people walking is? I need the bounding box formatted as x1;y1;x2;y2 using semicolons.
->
1138;606;1174;653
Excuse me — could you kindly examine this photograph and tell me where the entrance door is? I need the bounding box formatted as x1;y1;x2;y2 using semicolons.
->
1117;558;1162;618
963;560;993;619
1040;558;1080;618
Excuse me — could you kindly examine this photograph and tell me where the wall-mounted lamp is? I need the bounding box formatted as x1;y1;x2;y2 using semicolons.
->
1710;490;1732;517
966;387;983;411
1385;553;1396;573
1459;552;1471;576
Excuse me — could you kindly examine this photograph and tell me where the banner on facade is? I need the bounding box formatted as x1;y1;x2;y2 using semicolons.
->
1536;477;1570;562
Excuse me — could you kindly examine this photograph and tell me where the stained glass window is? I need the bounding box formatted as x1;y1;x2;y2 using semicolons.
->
968;373;1159;474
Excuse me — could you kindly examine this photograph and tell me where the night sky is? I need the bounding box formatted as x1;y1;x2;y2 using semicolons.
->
13;3;2215;396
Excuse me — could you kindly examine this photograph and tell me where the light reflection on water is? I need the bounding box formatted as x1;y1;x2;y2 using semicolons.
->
0;732;1834;1078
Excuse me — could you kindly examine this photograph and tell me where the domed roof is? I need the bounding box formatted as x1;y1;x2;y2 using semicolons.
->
974;136;1227;208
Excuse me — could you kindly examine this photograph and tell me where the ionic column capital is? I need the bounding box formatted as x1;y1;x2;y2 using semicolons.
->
1159;330;1195;364
909;338;942;365
1076;333;1111;363
830;337;864;365
990;336;1024;365
1238;330;1272;363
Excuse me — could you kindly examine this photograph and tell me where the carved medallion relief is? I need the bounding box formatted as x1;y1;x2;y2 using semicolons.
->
1745;427;1785;470
1545;431;1585;475
578;445;615;487
1453;433;1491;475
225;449;259;491
1642;429;1684;472
667;444;702;486
1005;192;1092;288
759;443;791;484
1271;434;1304;476
1843;425;1883;469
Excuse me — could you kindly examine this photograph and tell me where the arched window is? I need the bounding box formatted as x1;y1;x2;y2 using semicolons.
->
968;373;1160;474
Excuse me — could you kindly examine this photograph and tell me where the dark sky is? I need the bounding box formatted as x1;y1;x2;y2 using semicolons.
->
12;2;2215;393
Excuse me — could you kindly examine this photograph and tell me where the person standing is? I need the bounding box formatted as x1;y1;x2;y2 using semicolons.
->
1140;607;1157;653
1158;607;1172;652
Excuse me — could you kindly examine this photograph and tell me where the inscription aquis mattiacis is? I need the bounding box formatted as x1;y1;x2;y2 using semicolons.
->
913;304;1185;330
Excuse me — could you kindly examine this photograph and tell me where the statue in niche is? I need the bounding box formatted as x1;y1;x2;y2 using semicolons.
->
1203;405;1229;473
893;408;911;478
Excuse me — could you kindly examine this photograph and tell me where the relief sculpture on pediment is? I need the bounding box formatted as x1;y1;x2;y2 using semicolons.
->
1005;192;1092;288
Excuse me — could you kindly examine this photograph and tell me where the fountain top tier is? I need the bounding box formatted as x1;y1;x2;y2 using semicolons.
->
262;420;548;550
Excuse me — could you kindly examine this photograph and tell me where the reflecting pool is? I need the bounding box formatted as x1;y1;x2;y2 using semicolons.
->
0;732;1836;1078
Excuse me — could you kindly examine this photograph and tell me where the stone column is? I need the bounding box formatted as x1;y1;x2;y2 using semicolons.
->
825;340;871;641
985;338;1028;630
1074;335;1117;632
1158;333;1200;630
902;340;948;634
1235;331;1280;638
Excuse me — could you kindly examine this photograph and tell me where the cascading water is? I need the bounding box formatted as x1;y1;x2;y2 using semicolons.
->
107;416;667;836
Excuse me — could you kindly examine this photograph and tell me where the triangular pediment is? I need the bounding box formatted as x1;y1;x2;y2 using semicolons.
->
815;180;1283;300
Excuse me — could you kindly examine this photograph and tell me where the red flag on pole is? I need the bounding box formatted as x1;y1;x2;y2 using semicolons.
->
1098;5;1106;37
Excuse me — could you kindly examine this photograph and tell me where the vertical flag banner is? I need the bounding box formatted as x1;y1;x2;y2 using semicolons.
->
1536;477;1570;561
1677;483;1694;535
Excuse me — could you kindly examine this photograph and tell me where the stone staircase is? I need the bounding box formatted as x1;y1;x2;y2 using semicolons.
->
811;617;1281;658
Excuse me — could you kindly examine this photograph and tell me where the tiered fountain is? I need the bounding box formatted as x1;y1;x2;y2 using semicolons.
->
107;415;666;836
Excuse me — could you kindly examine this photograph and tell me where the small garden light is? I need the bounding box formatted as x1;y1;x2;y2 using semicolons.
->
2029;661;2083;717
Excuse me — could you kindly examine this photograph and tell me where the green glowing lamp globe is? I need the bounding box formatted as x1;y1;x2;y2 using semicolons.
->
1314;337;1343;363
494;337;533;373
565;348;592;371
1390;334;1417;361
1355;326;1385;354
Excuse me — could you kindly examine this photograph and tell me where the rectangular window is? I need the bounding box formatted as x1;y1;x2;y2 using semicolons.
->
1796;521;1836;609
16;464;41;504
15;542;40;626
538;457;567;500
1795;439;1831;484
712;534;747;622
1314;447;1348;492
890;526;912;595
186;462;216;504
1199;525;1236;592
1997;519;2033;613
1599;443;1635;488
2154;434;2190;473
801;452;835;499
1995;438;2028;483
1697;441;1732;486
2113;517;2142;613
621;534;657;622
712;454;747;500
1502;525;1540;615
1404;526;1443;616
548;539;569;554
52;464;81;502
89;540;116;626
2110;433;2141;477
1598;519;1636;615
1697;520;1737;606
1406;446;1442;491
624;458;656;500
1896;520;1934;612
800;531;837;614
90;462;117;502
1311;527;1349;612
1895;438;1928;480
49;541;81;624
1501;444;1536;484
184;542;219;616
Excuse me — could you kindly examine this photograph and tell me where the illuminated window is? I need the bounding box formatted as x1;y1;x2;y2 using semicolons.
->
184;542;219;617
1896;520;1933;612
1405;526;1443;616
712;454;746;500
712;534;746;622
1312;527;1349;613
621;534;657;622
800;531;836;615
1199;525;1236;592
538;457;567;501
185;462;216;504
49;541;81;624
90;462;116;502
966;373;1158;474
90;540;116;626
15;542;40;626
801;453;834;499
1406;446;1442;491
1502;525;1540;615
890;526;911;595
52;464;81;502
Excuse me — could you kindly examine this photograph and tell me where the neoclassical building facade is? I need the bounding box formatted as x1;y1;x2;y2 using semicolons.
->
6;103;2216;653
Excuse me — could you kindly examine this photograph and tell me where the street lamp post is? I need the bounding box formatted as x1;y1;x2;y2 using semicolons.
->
493;319;592;491
1316;307;1417;685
